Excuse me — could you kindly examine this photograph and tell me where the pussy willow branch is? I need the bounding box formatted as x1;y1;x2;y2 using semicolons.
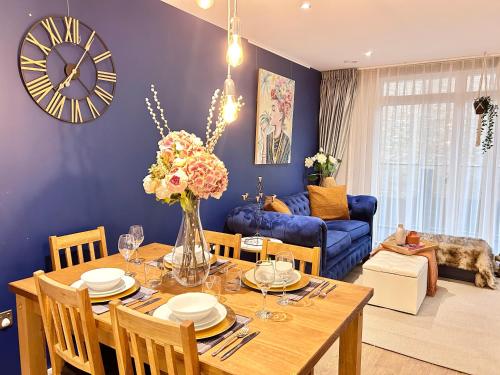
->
145;84;171;138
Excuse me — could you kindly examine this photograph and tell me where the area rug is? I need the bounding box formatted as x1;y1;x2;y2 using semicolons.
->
317;267;500;374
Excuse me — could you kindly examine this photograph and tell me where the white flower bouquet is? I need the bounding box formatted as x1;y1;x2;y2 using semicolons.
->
304;148;340;184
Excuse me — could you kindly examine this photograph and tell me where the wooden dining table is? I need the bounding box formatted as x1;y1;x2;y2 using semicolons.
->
9;243;373;375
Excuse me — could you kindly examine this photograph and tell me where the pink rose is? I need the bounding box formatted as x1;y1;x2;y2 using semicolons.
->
166;169;188;195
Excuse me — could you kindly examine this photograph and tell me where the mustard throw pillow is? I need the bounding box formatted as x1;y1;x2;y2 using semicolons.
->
307;185;350;220
263;197;292;214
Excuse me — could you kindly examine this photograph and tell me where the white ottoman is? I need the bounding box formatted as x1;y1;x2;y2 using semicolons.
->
362;251;428;315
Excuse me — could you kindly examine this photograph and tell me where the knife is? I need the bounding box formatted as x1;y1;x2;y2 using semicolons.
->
133;297;161;310
220;331;260;361
209;261;232;275
309;281;329;299
324;284;337;295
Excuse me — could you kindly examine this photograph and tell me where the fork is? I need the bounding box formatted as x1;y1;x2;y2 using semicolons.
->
124;292;147;306
211;326;249;356
319;284;337;299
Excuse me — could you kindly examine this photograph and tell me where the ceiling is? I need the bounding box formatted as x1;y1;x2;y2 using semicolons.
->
163;0;500;71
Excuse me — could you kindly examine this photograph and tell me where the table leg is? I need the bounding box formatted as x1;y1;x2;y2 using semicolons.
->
16;295;47;375
339;310;363;375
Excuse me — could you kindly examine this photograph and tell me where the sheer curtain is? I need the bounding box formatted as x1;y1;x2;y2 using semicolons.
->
342;57;500;253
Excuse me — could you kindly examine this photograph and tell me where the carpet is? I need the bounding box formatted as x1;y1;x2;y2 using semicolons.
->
323;266;500;375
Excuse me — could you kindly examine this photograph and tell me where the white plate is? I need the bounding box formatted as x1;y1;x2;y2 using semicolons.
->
71;276;136;298
245;268;301;288
80;268;125;291
153;302;227;331
163;251;213;265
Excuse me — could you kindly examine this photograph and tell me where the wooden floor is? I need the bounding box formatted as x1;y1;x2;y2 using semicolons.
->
359;344;465;375
316;343;465;375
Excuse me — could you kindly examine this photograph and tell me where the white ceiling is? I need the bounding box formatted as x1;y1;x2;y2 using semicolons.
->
163;0;500;71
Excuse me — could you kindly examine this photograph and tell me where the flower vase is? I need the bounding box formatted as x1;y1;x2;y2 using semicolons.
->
171;199;210;287
320;176;337;188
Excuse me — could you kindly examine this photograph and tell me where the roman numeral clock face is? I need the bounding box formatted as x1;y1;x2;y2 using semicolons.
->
19;16;116;123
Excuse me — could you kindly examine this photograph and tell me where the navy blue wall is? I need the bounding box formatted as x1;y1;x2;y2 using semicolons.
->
0;0;320;371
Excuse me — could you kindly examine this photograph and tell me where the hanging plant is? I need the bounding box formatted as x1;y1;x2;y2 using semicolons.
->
474;96;498;153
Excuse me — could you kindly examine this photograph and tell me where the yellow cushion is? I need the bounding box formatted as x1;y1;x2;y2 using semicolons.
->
263;197;292;214
307;185;350;220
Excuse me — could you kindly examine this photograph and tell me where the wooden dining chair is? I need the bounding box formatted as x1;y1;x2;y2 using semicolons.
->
109;300;200;375
33;270;106;375
203;230;242;259
49;226;108;270
261;240;321;276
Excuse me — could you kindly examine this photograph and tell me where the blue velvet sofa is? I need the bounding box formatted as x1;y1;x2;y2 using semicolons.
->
225;191;377;280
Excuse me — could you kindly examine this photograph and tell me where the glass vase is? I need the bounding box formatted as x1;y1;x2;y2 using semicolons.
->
171;199;210;287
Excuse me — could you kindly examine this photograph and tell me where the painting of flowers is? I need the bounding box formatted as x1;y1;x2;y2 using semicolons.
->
255;69;295;164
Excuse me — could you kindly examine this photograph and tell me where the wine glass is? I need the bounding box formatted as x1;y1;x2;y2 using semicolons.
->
129;225;144;264
118;234;136;277
254;260;275;320
275;251;295;306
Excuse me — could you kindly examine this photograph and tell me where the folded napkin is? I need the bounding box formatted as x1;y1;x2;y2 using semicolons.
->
91;286;158;315
197;314;251;354
208;259;230;274
145;256;229;273
282;278;323;302
145;257;165;268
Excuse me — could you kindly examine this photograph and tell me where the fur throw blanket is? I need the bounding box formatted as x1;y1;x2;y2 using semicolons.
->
386;233;497;289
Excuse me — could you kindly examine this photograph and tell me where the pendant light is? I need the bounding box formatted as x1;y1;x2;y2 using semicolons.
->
196;0;215;9
226;0;243;67
222;0;241;123
223;72;237;123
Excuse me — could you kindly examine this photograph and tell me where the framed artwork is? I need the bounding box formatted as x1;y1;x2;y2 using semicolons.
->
255;69;295;164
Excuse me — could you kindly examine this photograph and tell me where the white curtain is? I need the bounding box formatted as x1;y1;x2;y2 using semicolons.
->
341;57;500;253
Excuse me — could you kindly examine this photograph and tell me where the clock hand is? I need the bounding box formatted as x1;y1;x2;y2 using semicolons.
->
62;31;96;89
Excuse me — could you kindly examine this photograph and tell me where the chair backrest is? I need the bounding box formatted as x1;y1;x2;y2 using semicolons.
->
49;226;108;270
109;300;200;375
203;230;241;259
261;240;321;276
34;270;105;375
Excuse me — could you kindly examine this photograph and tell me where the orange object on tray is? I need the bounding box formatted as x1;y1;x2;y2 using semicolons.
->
406;231;420;245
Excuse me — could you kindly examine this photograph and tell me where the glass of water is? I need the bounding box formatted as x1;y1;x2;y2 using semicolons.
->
224;266;242;293
202;275;222;301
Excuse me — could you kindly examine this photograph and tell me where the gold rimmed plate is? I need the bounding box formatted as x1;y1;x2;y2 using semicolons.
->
242;272;311;292
71;276;141;303
195;305;236;340
89;280;140;303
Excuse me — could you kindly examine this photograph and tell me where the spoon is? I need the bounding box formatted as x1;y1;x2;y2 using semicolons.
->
211;326;250;356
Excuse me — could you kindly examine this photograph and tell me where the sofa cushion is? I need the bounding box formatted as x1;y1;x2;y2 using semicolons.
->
325;230;351;259
280;192;311;216
326;220;370;242
263;197;291;214
307;185;350;220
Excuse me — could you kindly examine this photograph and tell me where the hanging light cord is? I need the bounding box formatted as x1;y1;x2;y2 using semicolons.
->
226;0;231;78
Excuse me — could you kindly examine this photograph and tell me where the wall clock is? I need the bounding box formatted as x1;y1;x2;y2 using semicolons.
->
19;16;116;124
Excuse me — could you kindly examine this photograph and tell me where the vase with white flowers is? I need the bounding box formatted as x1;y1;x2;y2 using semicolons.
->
304;148;340;187
143;84;243;287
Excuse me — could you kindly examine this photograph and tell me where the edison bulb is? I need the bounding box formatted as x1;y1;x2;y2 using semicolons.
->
223;95;238;123
226;34;243;67
196;0;215;9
